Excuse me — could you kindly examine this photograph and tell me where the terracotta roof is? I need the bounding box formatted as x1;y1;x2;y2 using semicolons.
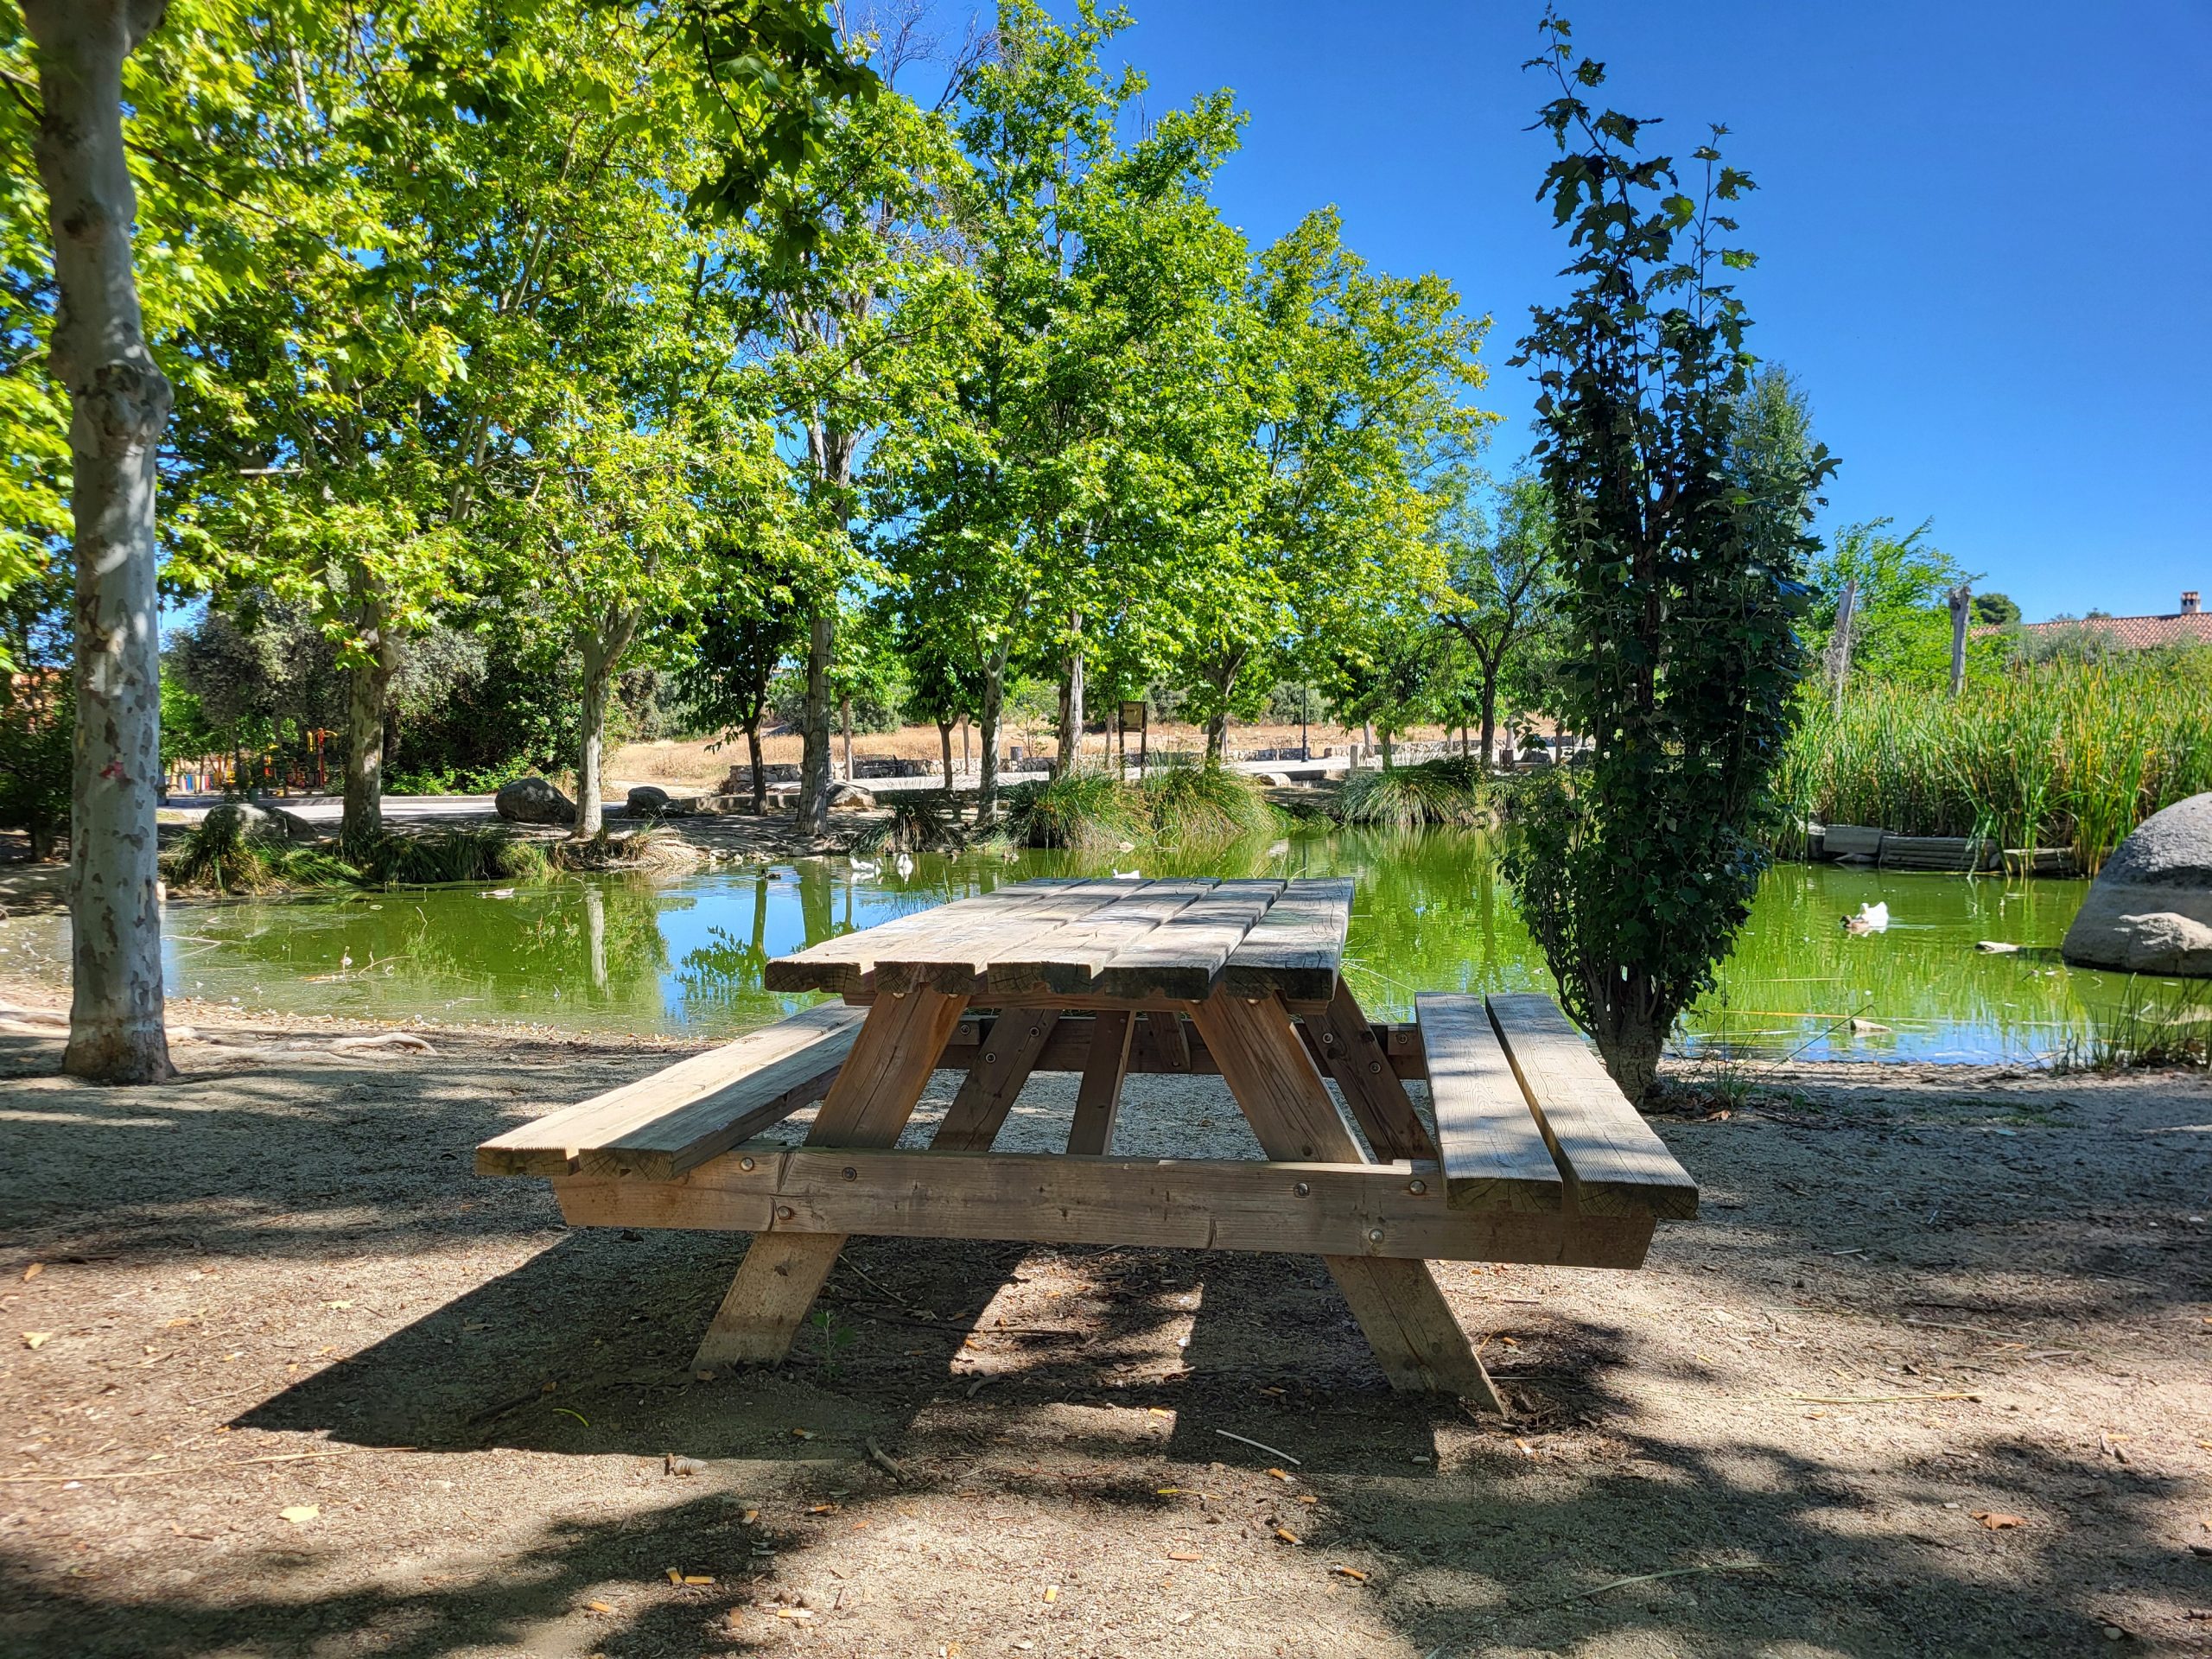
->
2001;610;2212;650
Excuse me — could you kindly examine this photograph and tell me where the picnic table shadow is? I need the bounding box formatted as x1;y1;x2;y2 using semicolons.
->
42;1224;2189;1658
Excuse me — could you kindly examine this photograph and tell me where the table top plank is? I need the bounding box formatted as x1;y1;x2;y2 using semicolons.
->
977;879;1220;998
762;880;1084;995
1223;877;1353;1002
874;878;1138;995
1090;879;1287;1001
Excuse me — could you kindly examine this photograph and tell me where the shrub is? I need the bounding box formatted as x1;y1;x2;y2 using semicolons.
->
356;827;551;886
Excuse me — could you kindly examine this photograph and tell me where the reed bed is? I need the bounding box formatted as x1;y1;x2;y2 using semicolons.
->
1776;653;2212;873
1338;755;1491;829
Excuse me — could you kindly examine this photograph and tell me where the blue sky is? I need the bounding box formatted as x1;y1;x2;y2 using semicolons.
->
1080;0;2209;623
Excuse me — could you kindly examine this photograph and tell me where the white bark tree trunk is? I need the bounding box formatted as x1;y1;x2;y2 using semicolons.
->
27;0;175;1084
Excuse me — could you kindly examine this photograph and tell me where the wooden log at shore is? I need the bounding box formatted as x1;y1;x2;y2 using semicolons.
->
1879;835;2000;873
2005;848;2081;878
1822;824;1885;861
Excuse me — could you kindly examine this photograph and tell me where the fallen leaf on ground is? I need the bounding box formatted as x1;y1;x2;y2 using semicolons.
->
279;1506;320;1524
740;1508;760;1523
1042;1586;1058;1603
22;1332;49;1350
1275;1528;1301;1545
1166;1551;1201;1562
1334;1567;1370;1582
22;1262;41;1282
1971;1510;2027;1529
584;1600;613;1614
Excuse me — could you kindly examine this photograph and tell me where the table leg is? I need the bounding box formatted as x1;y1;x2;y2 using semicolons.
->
1186;991;1506;1410
932;1011;1062;1153
1313;981;1437;1161
1065;1008;1135;1154
693;987;969;1371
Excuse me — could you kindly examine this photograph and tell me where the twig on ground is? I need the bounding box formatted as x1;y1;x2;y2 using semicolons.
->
1522;1559;1774;1611
1782;1391;1980;1405
864;1438;906;1482
1213;1428;1301;1466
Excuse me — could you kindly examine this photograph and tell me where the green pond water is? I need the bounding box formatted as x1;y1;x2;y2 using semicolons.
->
0;829;2192;1063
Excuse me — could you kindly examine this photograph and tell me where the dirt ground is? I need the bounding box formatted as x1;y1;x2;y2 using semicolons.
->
1;988;2207;1659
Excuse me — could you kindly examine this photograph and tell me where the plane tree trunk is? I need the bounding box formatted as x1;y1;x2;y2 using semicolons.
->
27;0;175;1084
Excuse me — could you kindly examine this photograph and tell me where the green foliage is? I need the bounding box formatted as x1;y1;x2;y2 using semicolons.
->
1777;652;2212;872
355;828;551;887
162;815;353;896
1806;518;1992;690
1003;760;1274;850
0;671;71;858
1972;591;2022;628
1338;758;1490;829
1502;16;1836;1102
2057;979;2212;1072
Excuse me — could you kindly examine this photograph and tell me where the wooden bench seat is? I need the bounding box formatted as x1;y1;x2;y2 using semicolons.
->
1418;992;1699;1228
474;1002;865;1180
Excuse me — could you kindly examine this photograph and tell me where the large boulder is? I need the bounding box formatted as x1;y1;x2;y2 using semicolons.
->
495;776;576;826
826;781;876;811
205;800;318;844
625;785;672;818
2061;792;2212;975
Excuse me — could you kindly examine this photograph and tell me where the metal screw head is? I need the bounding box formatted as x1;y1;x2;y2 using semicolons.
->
739;1156;756;1172
842;1166;858;1181
1408;1179;1427;1195
1368;1228;1385;1243
776;1205;796;1220
983;1052;998;1065
1367;1060;1382;1074
1294;1181;1312;1198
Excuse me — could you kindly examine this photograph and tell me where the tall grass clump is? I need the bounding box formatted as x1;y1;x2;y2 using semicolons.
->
2058;980;2212;1071
357;826;551;886
1140;764;1275;842
849;794;965;855
1778;652;2212;871
1004;771;1143;851
1338;756;1491;828
162;816;354;895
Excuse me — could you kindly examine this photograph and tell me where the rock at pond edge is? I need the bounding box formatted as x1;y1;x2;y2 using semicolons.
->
496;776;577;826
2061;791;2212;975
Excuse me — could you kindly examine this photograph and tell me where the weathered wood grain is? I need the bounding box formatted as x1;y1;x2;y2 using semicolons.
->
1414;993;1563;1212
552;1147;1656;1268
1484;994;1700;1219
1313;981;1436;1161
474;1002;864;1179
1222;877;1352;1002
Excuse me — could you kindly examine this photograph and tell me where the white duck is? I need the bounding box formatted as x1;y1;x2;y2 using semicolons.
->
893;852;915;878
1842;900;1890;934
1112;868;1142;880
849;856;880;880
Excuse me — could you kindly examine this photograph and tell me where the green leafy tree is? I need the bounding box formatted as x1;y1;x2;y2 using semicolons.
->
1434;470;1559;766
1503;16;1836;1103
1805;518;1974;690
1166;209;1491;761
1972;591;2021;627
880;0;1244;814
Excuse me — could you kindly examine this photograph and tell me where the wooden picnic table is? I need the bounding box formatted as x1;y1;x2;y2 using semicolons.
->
478;875;1698;1410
